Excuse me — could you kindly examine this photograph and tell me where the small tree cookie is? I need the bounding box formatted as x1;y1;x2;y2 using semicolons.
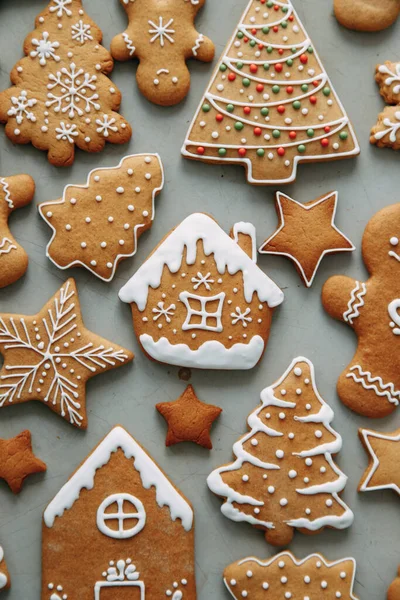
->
111;0;215;106
0;174;35;289
0;0;132;166
371;61;400;150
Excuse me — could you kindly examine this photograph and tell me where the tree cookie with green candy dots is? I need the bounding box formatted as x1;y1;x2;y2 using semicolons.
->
39;155;164;282
358;427;400;496
0;174;35;289
0;278;134;428
207;357;354;547
322;203;400;418
334;0;400;32
110;0;215;107
182;0;360;185
371;61;400;151
224;552;360;600
0;0;132;167
0;546;10;592
119;213;284;371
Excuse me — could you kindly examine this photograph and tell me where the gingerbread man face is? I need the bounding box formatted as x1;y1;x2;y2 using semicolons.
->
111;0;215;106
322;203;400;418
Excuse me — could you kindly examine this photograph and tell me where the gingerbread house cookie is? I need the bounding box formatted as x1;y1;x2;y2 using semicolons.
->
119;213;284;370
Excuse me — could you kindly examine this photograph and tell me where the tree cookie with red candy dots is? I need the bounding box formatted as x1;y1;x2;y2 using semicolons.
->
111;0;215;107
322;203;400;418
0;546;10;592
371;61;400;151
224;552;359;600
389;568;400;600
182;0;360;185
0;174;35;289
334;0;400;32
207;357;354;547
39;154;164;282
0;0;132;166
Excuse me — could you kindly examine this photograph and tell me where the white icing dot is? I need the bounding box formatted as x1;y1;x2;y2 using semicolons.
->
305;508;311;515
107;262;113;268
251;439;258;446
94;176;100;182
70;198;77;205
268;486;275;494
263;474;268;480
294;367;302;376
212;131;219;139
304;378;310;384
280;498;288;507
241;592;248;598
304;477;309;483
145;157;152;164
101;242;107;248
306;403;312;410
200;121;206;127
217;84;224;92
305;458;313;466
278;561;285;569
304;576;311;584
143;210;149;217
326;499;333;507
135;187;141;193
230;580;237;586
246;571;253;578
321;581;328;589
119;240;125;246
110;87;116;94
124;224;130;230
254;507;260;514
320;466;327;473
262;583;269;590
65;224;72;231
327;99;333;106
285;593;291;599
91;260;97;266
128;205;134;212
81;242;87;249
46;211;53;218
317;562;322;568
288;470;297;479
116;187;125;194
302;108;309;115
281;389;286;396
279;412;286;420
296;388;302;395
333;143;340;150
281;576;288;584
276;450;284;459
390;237;399;246
315;430;323;438
340;572;346;579
242;475;249;482
288;432;295;439
268;153;274;160
85;217;91;224
336;594;342;598
108;216;114;222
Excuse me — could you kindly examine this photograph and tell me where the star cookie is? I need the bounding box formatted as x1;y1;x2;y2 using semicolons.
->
259;192;355;287
156;385;222;449
0;430;46;494
0;278;134;428
358;428;400;496
0;545;10;591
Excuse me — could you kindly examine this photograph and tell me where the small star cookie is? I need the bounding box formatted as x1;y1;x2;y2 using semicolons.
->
259;192;354;287
0;545;10;591
0;430;46;494
358;427;400;496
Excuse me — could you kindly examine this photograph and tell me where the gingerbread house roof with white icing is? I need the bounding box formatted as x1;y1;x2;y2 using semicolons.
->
119;212;284;310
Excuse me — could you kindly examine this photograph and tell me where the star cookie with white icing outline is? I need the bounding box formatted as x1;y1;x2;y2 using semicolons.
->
358;427;400;496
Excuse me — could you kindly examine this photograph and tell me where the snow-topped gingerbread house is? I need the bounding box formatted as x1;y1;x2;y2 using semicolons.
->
42;426;195;600
119;213;284;370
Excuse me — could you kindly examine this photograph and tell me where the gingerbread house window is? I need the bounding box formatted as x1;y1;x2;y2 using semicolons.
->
97;493;146;540
179;291;225;332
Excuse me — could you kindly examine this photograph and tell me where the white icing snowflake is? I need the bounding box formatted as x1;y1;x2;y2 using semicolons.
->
96;114;118;138
49;0;73;18
375;111;400;143
191;272;214;291
148;17;175;47
379;63;400;95
7;91;37;125
56;121;78;143
30;32;60;66
152;302;176;323
231;307;252;327
46;63;100;118
71;20;93;44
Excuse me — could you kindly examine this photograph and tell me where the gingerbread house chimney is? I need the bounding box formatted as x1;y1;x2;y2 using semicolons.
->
231;222;257;262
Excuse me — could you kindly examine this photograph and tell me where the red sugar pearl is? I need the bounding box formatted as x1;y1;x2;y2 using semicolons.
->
273;26;279;32
310;96;317;104
278;48;284;55
275;63;283;73
244;36;249;43
274;4;279;10
256;83;265;92
216;114;223;122
258;43;264;49
251;28;257;35
300;54;308;64
254;127;262;136
228;73;236;82
286;86;294;94
324;126;331;133
312;80;319;87
238;148;247;157
289;131;297;139
277;105;285;114
250;64;258;73
197;147;205;155
243;106;251;115
321;138;329;147
288;15;294;21
277;147;286;156
261;0;266;4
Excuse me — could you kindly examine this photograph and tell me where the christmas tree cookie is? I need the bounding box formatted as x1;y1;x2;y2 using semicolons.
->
0;0;132;166
182;0;359;185
207;357;353;546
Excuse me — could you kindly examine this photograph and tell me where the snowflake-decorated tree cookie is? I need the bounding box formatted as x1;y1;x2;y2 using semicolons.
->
182;0;360;185
207;357;353;546
371;61;400;151
0;0;132;166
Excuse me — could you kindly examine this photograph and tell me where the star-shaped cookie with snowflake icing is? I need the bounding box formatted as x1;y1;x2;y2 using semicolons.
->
0;278;133;428
358;427;400;496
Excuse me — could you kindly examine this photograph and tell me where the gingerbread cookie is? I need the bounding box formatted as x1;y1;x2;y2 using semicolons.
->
334;0;400;32
224;552;359;600
39;155;164;282
207;357;353;547
42;426;196;600
0;174;35;289
182;0;360;185
156;384;222;449
0;430;46;494
0;0;131;166
358;427;400;496
119;213;284;370
389;568;400;600
259;191;354;287
111;0;215;107
322;203;400;418
0;278;133;428
371;62;400;151
0;546;10;592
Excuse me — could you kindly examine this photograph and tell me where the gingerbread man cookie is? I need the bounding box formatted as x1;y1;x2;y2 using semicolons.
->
389;568;400;600
334;0;400;32
371;61;400;151
0;0;132;166
0;174;35;289
322;203;400;418
0;546;10;592
111;0;215;107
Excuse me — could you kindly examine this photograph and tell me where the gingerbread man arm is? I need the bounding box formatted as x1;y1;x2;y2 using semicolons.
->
322;275;367;329
110;29;137;62
189;31;215;62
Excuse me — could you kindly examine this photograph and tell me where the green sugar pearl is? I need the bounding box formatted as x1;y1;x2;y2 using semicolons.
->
237;62;244;69
257;149;265;157
220;64;227;72
227;104;235;113
218;148;227;157
272;129;281;139
237;31;244;39
307;46;314;53
272;85;280;94
301;84;309;92
261;107;269;116
250;40;256;47
307;128;315;138
282;5;289;12
263;63;270;71
291;47;297;53
323;87;331;96
281;21;288;28
262;26;270;34
267;1;273;6
267;46;273;54
243;78;251;87
339;131;349;140
235;122;244;131
286;58;294;67
202;103;211;113
293;100;301;110
298;144;306;154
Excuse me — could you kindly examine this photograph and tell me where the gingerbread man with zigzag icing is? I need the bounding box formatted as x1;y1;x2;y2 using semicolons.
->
322;203;400;418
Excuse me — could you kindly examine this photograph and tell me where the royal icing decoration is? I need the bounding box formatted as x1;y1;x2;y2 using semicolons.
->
39;155;164;282
0;547;9;591
371;61;400;150
359;428;400;496
207;357;354;546
182;0;359;185
119;213;284;370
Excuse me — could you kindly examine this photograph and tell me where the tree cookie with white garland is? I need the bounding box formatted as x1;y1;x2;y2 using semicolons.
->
0;0;132;166
322;203;400;418
119;213;284;370
224;552;359;600
182;0;360;185
371;61;400;151
207;357;353;547
39;155;164;282
42;426;196;600
111;0;215;107
0;546;10;592
0;174;35;289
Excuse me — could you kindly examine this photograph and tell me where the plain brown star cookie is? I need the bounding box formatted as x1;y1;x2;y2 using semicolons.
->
0;430;46;494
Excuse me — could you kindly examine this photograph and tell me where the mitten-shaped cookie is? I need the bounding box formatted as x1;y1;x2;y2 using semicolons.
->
322;203;400;418
111;0;215;106
334;0;400;32
0;174;35;289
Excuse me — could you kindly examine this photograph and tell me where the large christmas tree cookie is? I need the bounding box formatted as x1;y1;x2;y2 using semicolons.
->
0;546;10;592
119;213;284;370
42;426;196;600
322;203;400;418
182;0;360;185
207;357;353;546
0;0;132;166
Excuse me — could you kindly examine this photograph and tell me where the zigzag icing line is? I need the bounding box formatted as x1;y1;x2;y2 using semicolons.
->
192;33;204;56
343;282;367;324
347;365;400;405
122;33;135;56
0;237;17;256
0;178;14;209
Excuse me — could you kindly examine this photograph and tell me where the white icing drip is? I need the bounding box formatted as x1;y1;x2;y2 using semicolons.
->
0;177;14;209
233;222;257;262
359;428;400;494
346;365;400;405
343;281;367;324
